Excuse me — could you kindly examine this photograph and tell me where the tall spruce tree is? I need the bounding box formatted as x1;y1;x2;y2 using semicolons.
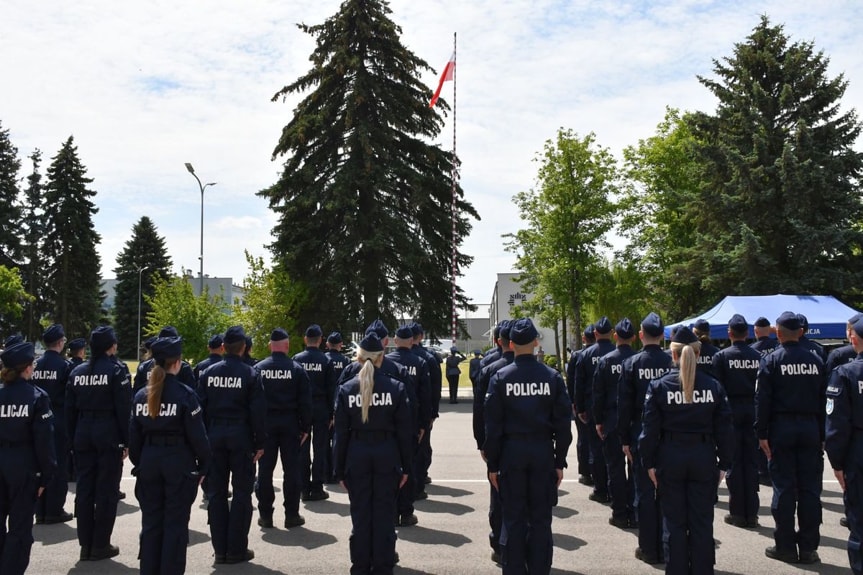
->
687;16;863;302
112;216;173;358
259;0;478;338
20;150;47;341
42;136;103;337
0;121;23;266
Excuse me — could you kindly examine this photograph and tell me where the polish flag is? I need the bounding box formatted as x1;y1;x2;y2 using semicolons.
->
429;52;455;108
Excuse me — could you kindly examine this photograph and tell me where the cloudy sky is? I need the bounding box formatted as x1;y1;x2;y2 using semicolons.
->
2;0;861;305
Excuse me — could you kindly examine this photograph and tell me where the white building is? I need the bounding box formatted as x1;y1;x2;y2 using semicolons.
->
489;273;561;358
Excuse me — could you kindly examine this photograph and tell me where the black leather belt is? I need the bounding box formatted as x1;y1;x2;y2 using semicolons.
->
663;431;713;443
351;430;393;441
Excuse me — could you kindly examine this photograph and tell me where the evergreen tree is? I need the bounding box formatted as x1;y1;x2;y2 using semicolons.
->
42;136;103;337
259;0;478;339
0;121;23;266
19;150;47;341
687;16;863;302
112;216;173;358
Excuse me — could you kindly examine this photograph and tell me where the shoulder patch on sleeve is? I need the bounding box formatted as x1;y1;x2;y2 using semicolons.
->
826;398;834;415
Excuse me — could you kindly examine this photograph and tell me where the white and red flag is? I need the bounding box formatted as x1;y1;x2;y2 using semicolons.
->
429;52;455;108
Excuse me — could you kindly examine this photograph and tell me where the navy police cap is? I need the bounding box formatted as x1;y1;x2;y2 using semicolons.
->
270;328;289;342
640;313;663;337
42;324;65;344
365;319;388;339
4;334;24;348
305;324;323;338
223;326;246;345
411;322;424;336
672;325;699;345
615;318;635;339
327;331;343;345
853;317;863;339
509;318;538;345
395;325;414;339
594;317;612;335
796;314;809;330
497;319;512;341
693;319;710;333
151;336;182;361
68;338;86;352
208;334;224;348
849;313;863;326
776;312;801;331
158;326;179;338
90;326;117;353
583;324;595;338
728;314;748;333
1;341;35;367
359;332;384;353
754;317;771;328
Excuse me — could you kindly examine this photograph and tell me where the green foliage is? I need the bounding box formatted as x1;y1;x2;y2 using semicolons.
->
42;136;104;337
584;258;652;330
19;150;47;341
259;0;478;340
0;265;32;323
505;129;619;343
144;275;232;363
112;216;173;358
0;122;23;267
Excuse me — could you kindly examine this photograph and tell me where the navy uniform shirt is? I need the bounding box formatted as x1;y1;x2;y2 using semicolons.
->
197;355;267;450
66;356;132;447
712;341;761;400
254;352;312;434
325;349;351;384
617;344;672;446
134;358;196;394
825;355;863;471
339;356;408;387
638;369;734;470
696;341;720;378
31;349;70;413
575;340;615;414
800;335;827;362
293;347;337;416
473;351;515;450
483;354;573;473
755;340;826;441
129;374;212;474
332;368;413;480
565;347;585;405
386;347;432;432
826;344;857;375
469;357;482;386
0;377;57;487
194;353;224;381
413;345;443;419
480;346;502;369
751;336;779;358
592;344;634;431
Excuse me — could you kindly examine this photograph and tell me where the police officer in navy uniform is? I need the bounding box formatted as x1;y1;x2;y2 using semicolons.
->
618;312;672;564
333;333;412;575
567;323;596;486
66;326;131;561
484;318;573;575
133;326;196;394
387;325;431;527
242;335;257;366
798;314;827;362
751;317;778;358
410;322;442;494
469;349;483;390
472;319;514;564
481;324;503;369
31;324;73;524
0;341;56;575
194;334;224;381
445;347;466;404
197;325;266;564
825;316;863;574
129;336;211;575
254;328;312;529
294;323;337;501
325;331;350;483
692;319;720;377
592;318;636;528
67;338;87;368
639;325;733;575
756;311;826;564
575;316;615;503
712;313;762;528
826;313;863;374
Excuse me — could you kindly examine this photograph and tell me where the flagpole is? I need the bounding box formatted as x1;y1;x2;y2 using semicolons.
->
450;31;458;349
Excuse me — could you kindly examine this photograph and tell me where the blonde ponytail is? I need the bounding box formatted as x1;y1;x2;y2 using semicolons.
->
671;341;701;404
356;348;384;423
147;364;167;420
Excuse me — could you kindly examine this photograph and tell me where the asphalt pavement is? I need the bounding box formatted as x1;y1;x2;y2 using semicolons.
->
33;393;852;574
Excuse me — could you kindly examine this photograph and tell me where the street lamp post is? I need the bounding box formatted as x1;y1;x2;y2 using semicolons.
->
184;163;217;295
137;265;150;360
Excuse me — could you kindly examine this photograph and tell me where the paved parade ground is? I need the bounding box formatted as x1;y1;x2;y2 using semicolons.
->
33;397;851;574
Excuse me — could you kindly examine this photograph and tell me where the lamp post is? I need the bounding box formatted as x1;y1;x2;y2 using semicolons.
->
184;163;217;295
137;265;150;360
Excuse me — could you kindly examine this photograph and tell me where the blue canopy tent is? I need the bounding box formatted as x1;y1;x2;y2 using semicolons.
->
664;294;861;340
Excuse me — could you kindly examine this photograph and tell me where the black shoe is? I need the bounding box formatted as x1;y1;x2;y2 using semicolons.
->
225;549;254;564
398;513;418;526
758;475;772;486
35;516;45;525
724;514;747;528
89;544;120;561
765;546;798;563
79;547;90;561
284;515;306;528
577;474;594;486
395;551;400;564
798;550;820;564
634;547;661;565
415;490;428;500
304;490;329;501
257;516;273;528
745;516;760;528
841;516;850;528
449;400;458;404
214;554;226;565
588;491;610;504
424;476;432;485
118;491;126;500
43;511;74;524
608;515;630;529
491;551;502;565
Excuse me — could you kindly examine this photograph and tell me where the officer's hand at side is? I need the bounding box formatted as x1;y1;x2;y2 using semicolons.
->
648;468;658;489
300;432;309;446
622;445;632;463
835;469;846;492
122;448;128;461
480;450;487;463
253;449;264;463
37;486;45;498
555;468;563;487
329;418;334;430
577;412;588;424
418;429;425;444
595;424;604;439
759;439;771;461
718;469;726;483
340;480;347;491
399;474;408;489
488;471;499;491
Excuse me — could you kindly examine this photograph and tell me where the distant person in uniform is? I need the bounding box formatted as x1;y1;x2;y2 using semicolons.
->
333;333;412;575
134;327;196;394
194;334;224;381
411;322;441;497
31;324;73;524
445;347;466;404
484;318;573;575
67;338;87;368
825;316;863;575
66;326;131;561
469;350;483;391
129;336;211;575
692;319;719;377
797;314;827;362
481;325;503;369
567;323;596;486
756;312;826;564
825;313;863;374
639;325;733;575
750;316;777;487
325;331;351;483
0;341;56;575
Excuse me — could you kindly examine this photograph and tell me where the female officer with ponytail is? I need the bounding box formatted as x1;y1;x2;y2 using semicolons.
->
0;341;56;574
639;326;734;575
130;336;211;575
333;332;412;575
